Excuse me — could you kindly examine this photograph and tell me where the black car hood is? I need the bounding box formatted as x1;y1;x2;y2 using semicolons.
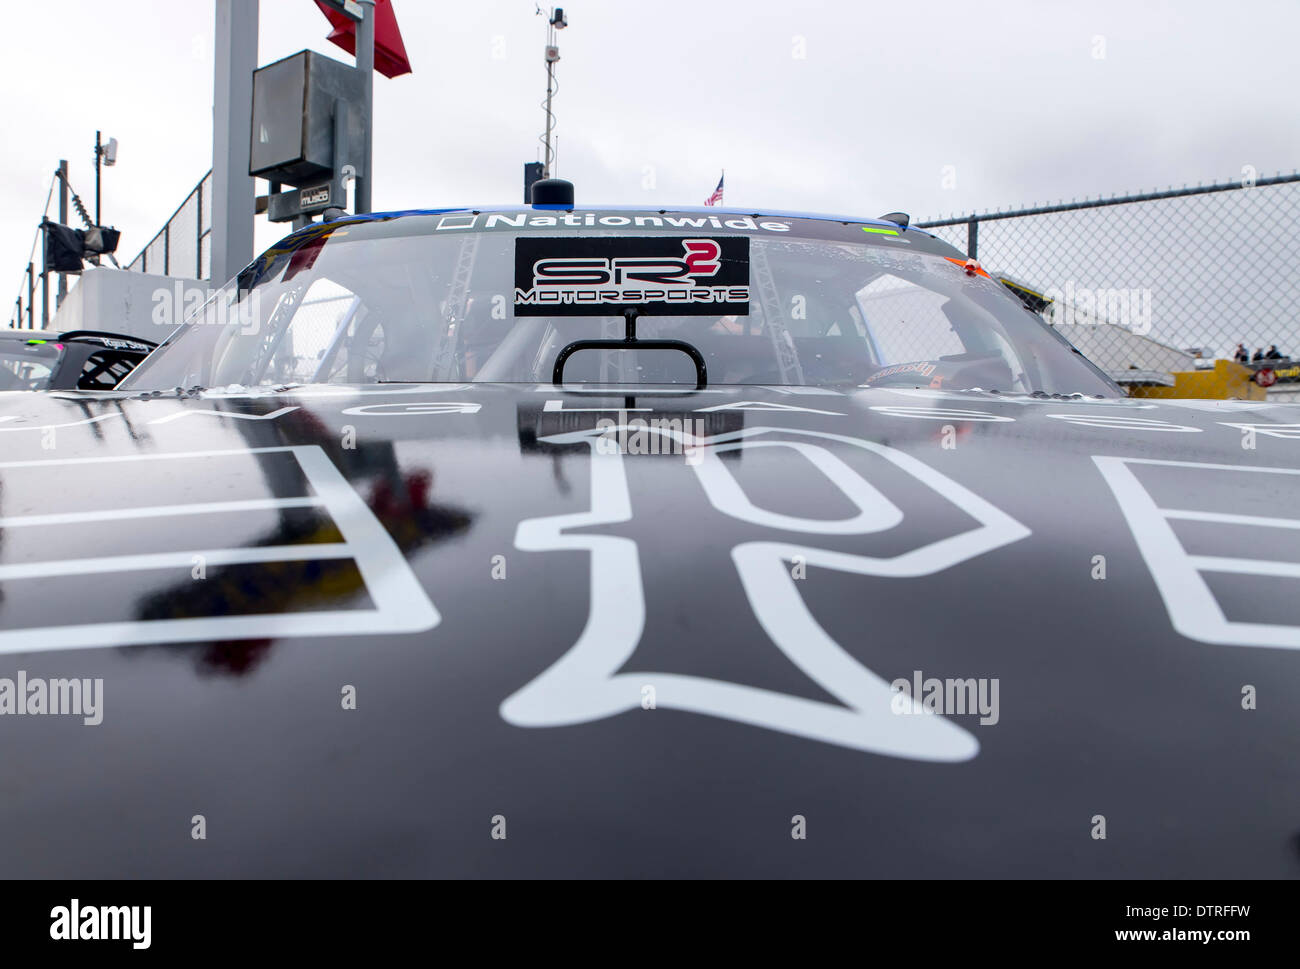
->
1;383;1298;877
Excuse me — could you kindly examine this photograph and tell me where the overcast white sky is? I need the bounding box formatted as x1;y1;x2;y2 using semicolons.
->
3;0;1298;316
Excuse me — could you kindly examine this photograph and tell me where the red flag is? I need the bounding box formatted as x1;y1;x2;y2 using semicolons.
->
315;0;413;78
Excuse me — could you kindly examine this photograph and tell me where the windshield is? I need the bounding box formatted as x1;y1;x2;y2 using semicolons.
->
121;211;1117;395
0;341;60;391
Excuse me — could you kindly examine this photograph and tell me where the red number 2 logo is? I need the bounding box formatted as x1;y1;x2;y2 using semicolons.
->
682;239;721;278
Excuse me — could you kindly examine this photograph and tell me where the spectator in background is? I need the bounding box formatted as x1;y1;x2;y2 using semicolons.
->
1253;347;1266;361
1234;343;1250;362
1265;344;1285;360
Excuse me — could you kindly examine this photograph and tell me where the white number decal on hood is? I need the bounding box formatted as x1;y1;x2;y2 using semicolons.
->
503;424;1030;760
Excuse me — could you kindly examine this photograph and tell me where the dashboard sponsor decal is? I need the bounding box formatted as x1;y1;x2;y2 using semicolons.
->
196;383;473;400
1046;414;1199;432
340;401;481;416
872;361;938;381
503;423;1030;759
876;388;1156;407
869;405;1014;422
692;400;844;416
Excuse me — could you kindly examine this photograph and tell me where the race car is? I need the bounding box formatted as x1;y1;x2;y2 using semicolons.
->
0;328;157;391
1;190;1298;878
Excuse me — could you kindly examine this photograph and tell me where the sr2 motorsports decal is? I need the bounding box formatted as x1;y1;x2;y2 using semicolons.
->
503;424;1030;760
514;236;750;315
1095;456;1300;649
0;446;438;654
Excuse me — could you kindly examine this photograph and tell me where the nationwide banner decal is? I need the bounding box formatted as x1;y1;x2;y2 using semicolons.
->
872;361;938;380
513;236;750;316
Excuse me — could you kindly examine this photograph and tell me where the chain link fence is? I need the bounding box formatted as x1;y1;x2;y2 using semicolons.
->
125;171;212;280
917;173;1300;383
114;168;1300;388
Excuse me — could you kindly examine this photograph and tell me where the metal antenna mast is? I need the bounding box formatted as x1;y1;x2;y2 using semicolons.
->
537;6;568;178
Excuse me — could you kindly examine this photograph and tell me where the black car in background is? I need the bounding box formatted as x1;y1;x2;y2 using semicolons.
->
0;329;157;391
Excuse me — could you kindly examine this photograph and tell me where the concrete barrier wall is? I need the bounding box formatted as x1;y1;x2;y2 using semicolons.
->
47;267;210;341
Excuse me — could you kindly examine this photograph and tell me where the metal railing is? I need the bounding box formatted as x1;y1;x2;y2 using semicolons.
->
7;167;216;331
917;172;1300;374
8;168;66;330
125;171;213;280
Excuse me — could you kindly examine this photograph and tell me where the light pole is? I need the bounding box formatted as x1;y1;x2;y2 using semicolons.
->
539;6;567;179
94;131;117;227
57;159;68;306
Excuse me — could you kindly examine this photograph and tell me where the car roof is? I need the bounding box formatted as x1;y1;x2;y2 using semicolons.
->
0;328;156;348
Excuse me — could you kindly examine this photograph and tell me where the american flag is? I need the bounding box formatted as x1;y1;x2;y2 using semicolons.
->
704;172;724;206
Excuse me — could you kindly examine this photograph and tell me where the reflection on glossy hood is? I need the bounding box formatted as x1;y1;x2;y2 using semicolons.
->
1;383;1299;877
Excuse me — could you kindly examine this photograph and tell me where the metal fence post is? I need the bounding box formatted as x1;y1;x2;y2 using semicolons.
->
967;218;979;260
196;181;204;279
26;263;34;328
57;160;68;308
